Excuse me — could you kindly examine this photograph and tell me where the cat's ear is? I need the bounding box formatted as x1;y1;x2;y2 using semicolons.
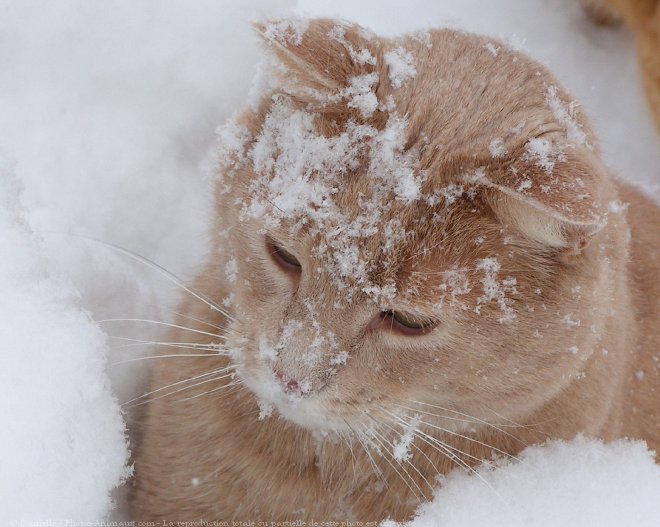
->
482;149;608;252
253;18;380;101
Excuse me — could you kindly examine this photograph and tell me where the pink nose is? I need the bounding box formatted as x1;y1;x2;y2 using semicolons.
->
273;368;300;394
285;378;299;392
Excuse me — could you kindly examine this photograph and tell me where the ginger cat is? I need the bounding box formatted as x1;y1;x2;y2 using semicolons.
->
582;0;660;132
130;19;660;522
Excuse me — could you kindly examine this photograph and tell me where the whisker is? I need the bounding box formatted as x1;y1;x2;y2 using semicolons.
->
403;421;501;494
358;423;422;503
365;414;434;497
346;421;386;484
51;233;236;322
417;416;518;462
381;407;503;496
366;429;423;502
110;341;228;354
173;311;228;333
234;405;263;421
398;405;487;427
121;365;234;406
344;419;385;492
111;353;228;365
234;388;273;420
99;318;229;339
174;379;244;403
409;400;509;427
411;421;499;471
339;429;359;486
394;403;521;461
403;401;528;447
482;404;554;436
124;371;237;409
109;336;227;347
380;406;473;472
412;425;473;472
376;416;442;481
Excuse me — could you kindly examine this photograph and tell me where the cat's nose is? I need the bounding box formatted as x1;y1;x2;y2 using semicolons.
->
285;378;300;392
273;367;301;394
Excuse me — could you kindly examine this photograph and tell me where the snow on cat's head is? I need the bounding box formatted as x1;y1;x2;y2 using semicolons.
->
213;18;618;433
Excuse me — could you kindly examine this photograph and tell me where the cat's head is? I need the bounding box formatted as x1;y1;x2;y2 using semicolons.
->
214;19;616;434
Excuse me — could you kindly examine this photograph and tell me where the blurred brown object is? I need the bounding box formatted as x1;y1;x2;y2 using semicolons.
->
583;0;660;132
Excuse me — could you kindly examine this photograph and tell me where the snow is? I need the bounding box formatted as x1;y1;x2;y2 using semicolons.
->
489;138;508;158
387;437;660;527
262;17;310;45
392;414;422;462
0;159;130;522
608;199;630;214
1;0;659;523
329;350;349;366
475;257;518;322
298;0;659;193
384;47;417;89
484;42;499;56
329;24;377;66
0;0;293;522
546;85;588;147
344;73;381;116
242;98;420;293
225;258;239;283
524;137;562;173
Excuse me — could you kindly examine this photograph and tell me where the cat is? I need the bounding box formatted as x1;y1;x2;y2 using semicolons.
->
582;0;660;132
129;18;660;522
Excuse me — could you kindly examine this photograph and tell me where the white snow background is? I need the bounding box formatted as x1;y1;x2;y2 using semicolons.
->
0;0;659;525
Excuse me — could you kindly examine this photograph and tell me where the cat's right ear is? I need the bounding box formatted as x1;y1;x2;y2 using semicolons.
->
253;18;381;100
483;148;609;254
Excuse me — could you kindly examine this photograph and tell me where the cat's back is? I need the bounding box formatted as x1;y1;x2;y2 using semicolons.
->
618;182;660;449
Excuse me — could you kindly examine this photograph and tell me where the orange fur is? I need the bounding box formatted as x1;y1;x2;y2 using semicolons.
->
130;19;660;522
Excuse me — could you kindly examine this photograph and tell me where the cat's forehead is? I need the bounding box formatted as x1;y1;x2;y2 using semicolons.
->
237;94;449;299
240;143;483;311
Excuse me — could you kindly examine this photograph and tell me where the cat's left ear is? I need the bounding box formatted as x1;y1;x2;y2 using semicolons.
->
253;18;381;102
482;148;608;253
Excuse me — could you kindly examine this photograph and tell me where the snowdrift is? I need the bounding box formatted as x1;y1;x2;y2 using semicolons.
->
395;437;660;527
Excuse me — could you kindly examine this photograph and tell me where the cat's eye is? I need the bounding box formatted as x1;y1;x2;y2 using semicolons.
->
382;310;435;335
267;238;302;270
